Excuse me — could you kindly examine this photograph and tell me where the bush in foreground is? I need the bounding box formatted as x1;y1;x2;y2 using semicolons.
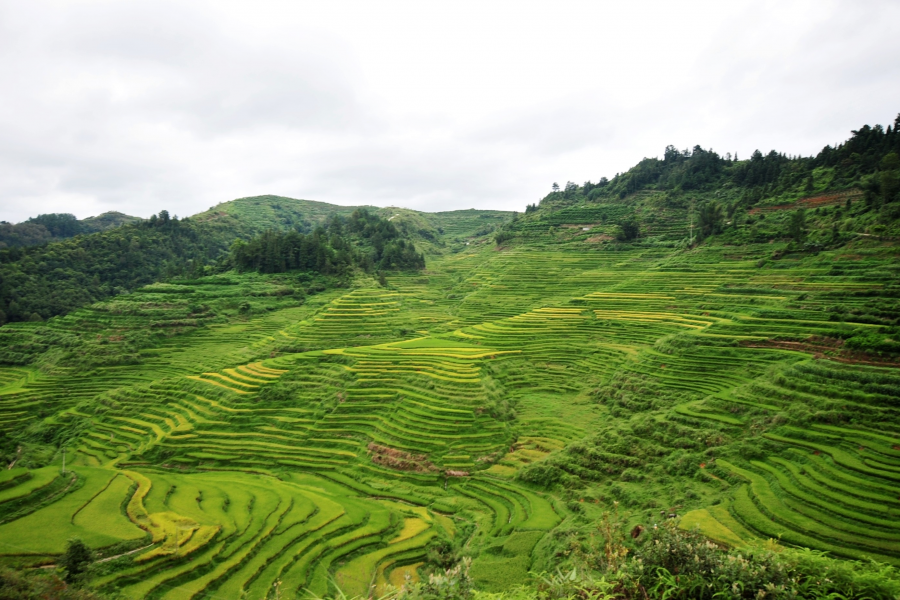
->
622;523;900;600
0;567;107;600
324;522;900;600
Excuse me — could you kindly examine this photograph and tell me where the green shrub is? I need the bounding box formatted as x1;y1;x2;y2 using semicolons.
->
626;523;900;600
0;567;108;599
844;333;900;354
399;558;474;600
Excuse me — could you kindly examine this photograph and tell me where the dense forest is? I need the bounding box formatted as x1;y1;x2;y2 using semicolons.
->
0;211;140;248
0;211;226;324
0;207;425;325
230;208;425;274
501;114;900;246
569;114;900;201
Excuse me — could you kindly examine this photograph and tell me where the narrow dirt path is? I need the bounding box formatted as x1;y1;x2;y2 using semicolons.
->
38;543;155;569
7;446;21;470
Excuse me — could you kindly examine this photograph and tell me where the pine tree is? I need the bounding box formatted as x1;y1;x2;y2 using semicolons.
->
60;538;93;584
789;209;807;241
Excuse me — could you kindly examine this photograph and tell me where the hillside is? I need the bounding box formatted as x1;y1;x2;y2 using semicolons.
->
193;194;369;233
0;197;499;326
0;211;142;249
497;114;900;250
0;119;899;599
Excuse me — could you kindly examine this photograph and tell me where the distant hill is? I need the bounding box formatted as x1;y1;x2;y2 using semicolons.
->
194;194;370;232
496;113;900;248
80;211;142;233
0;197;512;324
5;111;899;327
0;211;142;249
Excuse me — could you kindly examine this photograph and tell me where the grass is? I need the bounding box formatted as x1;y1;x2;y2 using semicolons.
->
718;460;900;563
0;468;144;554
0;467;58;504
1;212;900;595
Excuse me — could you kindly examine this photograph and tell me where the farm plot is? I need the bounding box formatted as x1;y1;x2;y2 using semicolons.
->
680;360;900;560
283;288;424;349
320;338;517;469
2;236;900;595
0;467;145;555
80;469;439;600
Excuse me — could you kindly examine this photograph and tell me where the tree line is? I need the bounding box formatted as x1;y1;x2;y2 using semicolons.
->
499;113;900;245
230;209;425;274
0;212;225;325
0;212;140;249
0;208;425;325
542;113;900;204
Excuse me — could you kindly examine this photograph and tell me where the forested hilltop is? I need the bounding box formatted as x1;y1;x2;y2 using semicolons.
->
0;199;428;325
499;113;900;247
1;116;900;600
0;212;141;249
230;208;425;274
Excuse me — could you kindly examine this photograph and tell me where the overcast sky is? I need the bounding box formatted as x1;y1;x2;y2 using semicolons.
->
1;0;899;223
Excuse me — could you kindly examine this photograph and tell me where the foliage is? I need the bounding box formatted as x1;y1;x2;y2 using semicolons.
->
615;220;639;241
518;375;712;488
0;212;140;250
396;559;475;600
460;525;900;600
355;528;900;600
230;208;425;274
0;567;109;600
843;332;900;354
697;201;724;239
788;209;807;241
498;113;900;251
0;211;226;324
0;199;388;325
495;231;515;245
625;523;900;600
59;538;93;585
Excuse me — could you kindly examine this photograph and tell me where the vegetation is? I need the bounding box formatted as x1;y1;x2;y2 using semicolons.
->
230;209;425;274
0;212;141;249
0;200;427;325
382;525;900;600
0;566;109;599
494;114;900;249
0;211;228;325
0;115;899;598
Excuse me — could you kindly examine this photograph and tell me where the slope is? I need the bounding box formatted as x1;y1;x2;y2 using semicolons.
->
0;117;898;597
0;212;143;250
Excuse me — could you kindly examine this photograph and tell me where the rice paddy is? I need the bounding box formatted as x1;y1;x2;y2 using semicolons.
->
0;225;899;597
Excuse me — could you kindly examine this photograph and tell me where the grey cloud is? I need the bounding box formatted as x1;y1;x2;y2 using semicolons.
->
1;1;899;224
0;1;372;222
469;103;616;157
40;3;366;135
311;145;517;206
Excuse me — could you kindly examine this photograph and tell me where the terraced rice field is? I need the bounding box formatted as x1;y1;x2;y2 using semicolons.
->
1;237;899;596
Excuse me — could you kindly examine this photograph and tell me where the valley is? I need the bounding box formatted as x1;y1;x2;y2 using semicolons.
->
1;231;899;597
1;120;899;598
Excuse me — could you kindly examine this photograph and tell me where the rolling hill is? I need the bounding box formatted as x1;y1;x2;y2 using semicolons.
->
1;117;900;599
0;211;143;249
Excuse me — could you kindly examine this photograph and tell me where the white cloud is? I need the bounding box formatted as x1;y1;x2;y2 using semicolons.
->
0;0;898;223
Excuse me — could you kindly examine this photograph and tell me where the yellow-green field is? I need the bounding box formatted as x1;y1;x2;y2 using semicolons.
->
1;236;899;598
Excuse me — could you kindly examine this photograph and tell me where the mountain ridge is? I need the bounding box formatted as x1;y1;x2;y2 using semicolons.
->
0;210;142;249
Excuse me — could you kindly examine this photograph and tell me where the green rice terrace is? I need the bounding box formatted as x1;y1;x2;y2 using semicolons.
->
1;120;900;599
